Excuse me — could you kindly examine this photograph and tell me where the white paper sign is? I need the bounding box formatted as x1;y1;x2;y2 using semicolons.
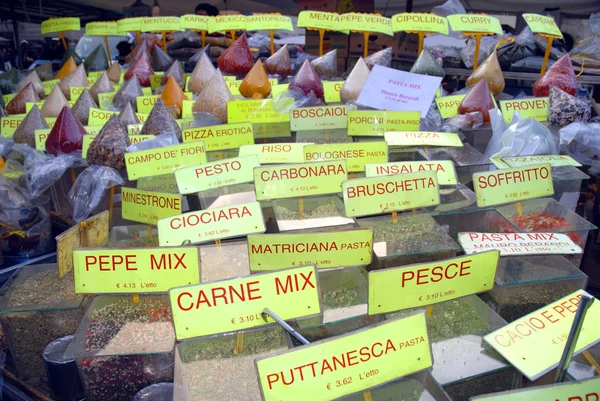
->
356;66;442;117
458;232;583;256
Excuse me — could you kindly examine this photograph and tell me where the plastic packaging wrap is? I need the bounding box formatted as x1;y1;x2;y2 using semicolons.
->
87;114;131;169
126;133;179;153
13;106;49;148
71;89;98;125
548;86;591;126
113;78;144;111
458;79;495;123
133;383;173;401
188;51;215;93
24;151;79;198
534;35;566;60
18;70;44;98
192;70;234;123
124;52;155;87
466;50;505;95
569;13;600;69
217;34;254;77
485;108;558;158
35;63;55;82
161;61;185;87
126;39;153;65
559;121;600;172
83;45;110;72
311;49;337;79
89;72;114;104
58;64;89;100
188;112;221;128
421;102;443;132
288;59;325;102
0;160;29;207
442;111;484;132
119;103;140;127
509;56;554;73
497;27;536;69
141;99;183;141
55;57;77;81
239;60;271;99
461;36;501;69
410;47;445;77
152;45;174;72
340;58;370;104
107;63;122;83
69;165;125;222
533;54;577;97
265;45;292;79
185;45;210;73
363;47;393;70
273;87;324;114
161;76;188;117
0;69;20;95
6;83;40;115
40;86;69;118
45;106;87;155
432;0;466;38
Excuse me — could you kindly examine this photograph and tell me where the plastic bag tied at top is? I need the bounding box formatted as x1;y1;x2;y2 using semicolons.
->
6;83;40;115
40;85;69;118
90;72;114;104
84;45;110;72
559;121;600;172
72;89;98;125
533;54;577;97
265;45;292;79
125;52;155;87
188;51;215;93
45;106;87;155
289;59;325;102
141;98;183;141
119;102;140;127
58;64;89;100
13;106;49;148
217;34;254;77
569;13;600;68
24;151;79;198
0;69;21;94
69;165;125;222
548;86;591;127
192;69;234;124
239;60;271;99
497;26;536;69
458;78;495;123
19;70;44;98
410;47;445;77
161;75;188;117
88;114;131;169
340;57;370;104
160;61;185;87
152;45;174;72
113;78;143;111
311;49;337;79
466;50;505;95
107;63;122;83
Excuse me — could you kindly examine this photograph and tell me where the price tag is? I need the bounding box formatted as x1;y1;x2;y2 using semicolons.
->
182;122;254;150
366;160;457;186
296;129;349;144
88;108;147;125
297;10;342;32
254;160;348;201
170;265;320;339
25;102;44;113
485;290;600;380
342;171;440;217
304;142;388;172
339;13;393;35
392;13;449;34
127;123;143;135
158;201;265;246
86;21;124;36
1;116;25;137
239;143;309;164
42;79;60;96
290;105;348;131
141;16;181;32
384;131;462;147
136;95;159;113
226;78;278;96
175;155;260;194
369;251;499;314
228;99;289;124
149;73;164;90
499;155;581;168
471;377;600;401
125;141;207;180
45;117;57;128
2;93;15;105
73;247;199;294
458;232;583;256
118;17;142;33
180;14;210;30
500;97;548;123
434;94;465;118
41;17;80;34
248;229;373;271
34;129;51;150
522;13;562;38
447;14;502;34
97;92;116;109
245;14;293;31
207;15;246;33
256;312;432;401
348;111;420;136
181;99;194;118
253;122;292;139
121;187;182;225
473;164;554;207
69;86;88;101
82;134;152;157
138;174;179;193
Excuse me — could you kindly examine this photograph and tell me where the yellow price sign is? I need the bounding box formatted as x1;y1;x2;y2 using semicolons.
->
254;160;348;201
385;131;463;148
73;247;200;294
248;229;373;271
42;79;60;96
227;78;278;96
69;86;88;101
97;91;116;109
323;81;343;102
471;377;600;401
141;16;181;32
82;134;153;157
245;14;293;31
157;201;265;246
136;95;159;113
228;99;289;124
125;141;207;180
365;160;458;186
369;251;499;314
342;170;440;217
473;164;554;207
499;97;548;123
304;142;388;172
290;105;348;131
86;21;124;36
138;174;179;193
175;154;260;194
500;155;581;168
180;14;210;30
207;15;246;33
297;10;342;32
239;143;309;164
45;117;57;128
169;265;320;339
447;14;502;34
182;122;254;150
41;17;80;34
88;107;147;125
181;99;194;118
348;111;420;136
118;17;142;33
127;123;143;135
392;13;449;34
256;312;432;401
121;187;182;225
25;102;44;113
434;94;465;118
339;13;393;35
253;122;292;139
1;116;25;137
149;73;164;90
34;129;51;151
485;290;600;380
522;13;562;38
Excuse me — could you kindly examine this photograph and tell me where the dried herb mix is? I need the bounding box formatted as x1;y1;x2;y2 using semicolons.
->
89;72;114;104
6;83;40;115
13;105;49;147
71;89;98;125
113;77;144;111
548;86;591;126
311;49;337;79
87;114;131;169
200;242;250;282
141;98;183;141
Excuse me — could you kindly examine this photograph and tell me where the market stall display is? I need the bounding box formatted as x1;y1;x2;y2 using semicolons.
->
6;83;40;115
89;72;114;104
58;64;89;100
45;106;86;155
187;51;215;93
71;89;98;125
340;58;370;104
264;44;292;79
217;34;254;78
192;70;234;123
13;105;49;147
41;85;70;118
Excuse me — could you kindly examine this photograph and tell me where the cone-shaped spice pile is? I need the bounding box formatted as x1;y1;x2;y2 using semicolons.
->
548;86;591;126
124;52;154;87
87;114;131;169
239;60;271;99
533;54;578;97
141;99;182;141
41;86;70;118
45;106;87;155
289;60;324;102
119;102;140;127
6;83;40;115
55;57;78;80
161;61;185;87
161;76;188;117
72;89;98;125
340;58;370;104
13;105;49;147
90;72;114;104
217;34;253;77
364;48;392;70
265;45;291;78
107;63;122;83
192;70;234;123
84;45;110;72
152;45;174;72
311;49;337;79
188;52;215;93
58;64;89;99
466;50;504;95
113;78;143;111
410;47;445;77
458;79;495;123
19;70;44;98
